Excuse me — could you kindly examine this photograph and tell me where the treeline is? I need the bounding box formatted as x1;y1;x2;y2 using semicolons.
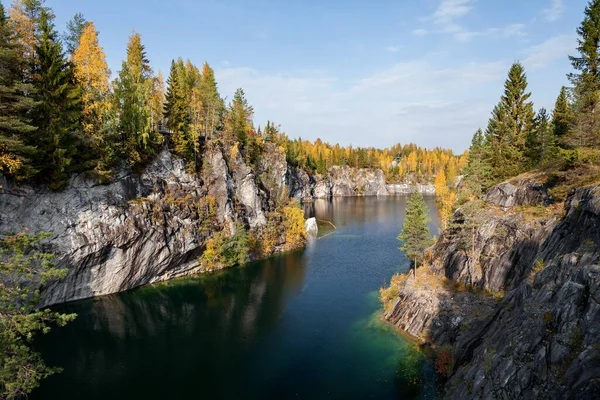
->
0;0;254;189
0;0;465;192
282;136;467;183
463;2;600;195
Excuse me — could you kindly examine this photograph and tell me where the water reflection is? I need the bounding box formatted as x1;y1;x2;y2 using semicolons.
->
34;195;440;400
34;252;307;400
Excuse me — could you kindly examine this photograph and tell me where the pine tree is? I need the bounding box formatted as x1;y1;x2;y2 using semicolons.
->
484;62;534;182
164;58;190;157
0;2;37;179
30;9;81;189
199;62;223;138
71;21;113;180
226;88;254;146
569;0;600;148
0;232;77;398
398;191;434;278
63;12;86;55
448;198;486;275
552;86;573;148
435;169;455;230
114;31;158;165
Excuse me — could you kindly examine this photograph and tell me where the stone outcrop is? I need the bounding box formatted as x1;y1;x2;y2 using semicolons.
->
384;178;600;399
386;183;436;195
484;178;549;208
304;217;318;240
0;142;294;306
286;165;434;201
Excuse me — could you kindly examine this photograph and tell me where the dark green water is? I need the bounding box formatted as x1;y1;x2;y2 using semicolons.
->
33;196;441;400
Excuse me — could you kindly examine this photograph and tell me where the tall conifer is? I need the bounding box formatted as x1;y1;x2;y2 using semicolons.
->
0;2;37;179
31;10;81;189
569;0;600;147
398;192;434;278
484;62;534;182
552;86;574;148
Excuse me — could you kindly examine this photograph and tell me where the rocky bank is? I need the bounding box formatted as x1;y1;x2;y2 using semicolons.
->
1;140;433;306
384;177;600;399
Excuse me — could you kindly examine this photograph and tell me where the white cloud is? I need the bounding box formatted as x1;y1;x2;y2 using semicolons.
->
412;28;428;36
422;1;525;42
454;23;526;42
215;59;508;151
543;0;566;22
386;45;403;53
503;24;526;38
431;0;475;25
522;34;575;70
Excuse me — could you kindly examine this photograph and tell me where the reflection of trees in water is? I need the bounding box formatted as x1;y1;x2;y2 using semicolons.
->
34;251;307;399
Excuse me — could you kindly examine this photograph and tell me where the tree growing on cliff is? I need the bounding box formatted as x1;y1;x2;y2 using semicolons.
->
463;129;492;194
0;2;37;180
552;86;574;148
30;9;82;190
71;21;114;181
435;169;456;231
484;62;535;183
449;197;486;273
113;31;160;166
0;232;76;398
398;192;434;278
569;0;600;148
164;58;190;156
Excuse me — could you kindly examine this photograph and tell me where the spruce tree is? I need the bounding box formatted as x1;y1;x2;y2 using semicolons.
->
30;9;81;189
0;2;37;179
526;108;557;167
62;12;86;55
484;62;534;182
225;88;253;146
569;0;600;148
398;191;434;278
463;129;492;194
114;31;158;165
552;86;574;148
164;58;191;157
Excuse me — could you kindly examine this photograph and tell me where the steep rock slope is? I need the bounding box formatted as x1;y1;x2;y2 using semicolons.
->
385;179;600;399
1;142;290;306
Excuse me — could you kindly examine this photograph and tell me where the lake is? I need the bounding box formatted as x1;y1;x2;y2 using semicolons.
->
33;195;441;400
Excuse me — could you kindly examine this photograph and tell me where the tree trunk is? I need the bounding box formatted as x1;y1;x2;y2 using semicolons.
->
414;257;417;279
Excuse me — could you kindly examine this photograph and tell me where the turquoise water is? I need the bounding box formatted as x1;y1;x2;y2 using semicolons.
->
33;196;441;399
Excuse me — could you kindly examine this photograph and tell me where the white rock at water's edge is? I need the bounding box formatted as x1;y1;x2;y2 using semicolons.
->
304;217;318;240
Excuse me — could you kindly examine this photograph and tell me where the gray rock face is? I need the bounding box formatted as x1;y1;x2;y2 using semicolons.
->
304;217;318;240
0;145;294;306
484;178;549;208
386;183;436;195
329;166;389;196
385;180;600;399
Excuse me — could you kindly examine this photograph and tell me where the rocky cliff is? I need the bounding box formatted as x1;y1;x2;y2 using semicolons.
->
384;178;600;399
287;165;435;202
1;142;297;306
1;140;435;307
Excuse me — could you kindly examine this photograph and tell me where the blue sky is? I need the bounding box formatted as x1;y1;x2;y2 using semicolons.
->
44;0;586;153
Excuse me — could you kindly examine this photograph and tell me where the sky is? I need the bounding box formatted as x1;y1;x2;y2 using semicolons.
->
43;0;587;153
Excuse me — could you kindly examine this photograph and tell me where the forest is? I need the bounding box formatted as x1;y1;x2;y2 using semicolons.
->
0;0;465;194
